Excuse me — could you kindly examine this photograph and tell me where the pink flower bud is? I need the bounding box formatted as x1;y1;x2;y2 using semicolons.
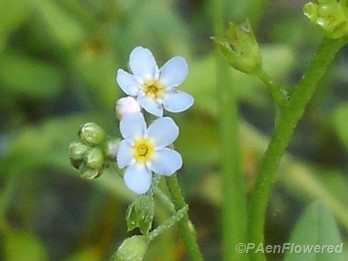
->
116;97;141;118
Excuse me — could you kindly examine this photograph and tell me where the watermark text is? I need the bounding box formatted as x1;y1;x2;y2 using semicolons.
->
235;243;344;254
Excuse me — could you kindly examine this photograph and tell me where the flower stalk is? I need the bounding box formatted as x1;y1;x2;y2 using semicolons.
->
166;174;203;261
247;37;346;261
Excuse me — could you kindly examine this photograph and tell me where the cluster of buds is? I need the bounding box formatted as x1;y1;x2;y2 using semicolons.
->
68;122;107;179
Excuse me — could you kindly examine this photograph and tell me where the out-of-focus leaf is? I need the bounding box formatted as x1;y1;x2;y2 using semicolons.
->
333;103;348;148
0;53;63;98
175;116;219;166
65;246;103;261
2;115;91;172
3;230;48;261
185;45;294;115
126;0;190;56
0;0;30;51
261;44;295;81
32;0;85;48
73;46;118;107
284;201;344;261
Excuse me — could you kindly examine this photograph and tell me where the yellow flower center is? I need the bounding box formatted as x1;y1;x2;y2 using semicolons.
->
132;138;154;163
142;80;164;99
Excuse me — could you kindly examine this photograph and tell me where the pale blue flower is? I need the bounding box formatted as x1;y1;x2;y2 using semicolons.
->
116;46;194;117
117;112;182;194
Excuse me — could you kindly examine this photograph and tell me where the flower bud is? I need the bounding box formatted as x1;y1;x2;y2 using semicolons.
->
79;122;106;146
68;142;88;169
106;138;120;161
113;235;149;261
85;147;104;170
79;164;103;179
212;20;262;74
116;97;141;119
304;0;348;39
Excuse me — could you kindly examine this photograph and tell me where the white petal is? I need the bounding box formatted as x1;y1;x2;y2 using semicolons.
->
137;95;163;117
159;56;188;88
116;140;133;168
147;117;179;147
129;47;159;81
163;91;194;113
124;164;152;194
149;148;182;176
120;112;146;139
116;69;141;96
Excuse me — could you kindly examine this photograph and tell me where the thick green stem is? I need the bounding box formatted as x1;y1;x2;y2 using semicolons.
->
213;1;247;261
247;37;345;261
165;174;203;261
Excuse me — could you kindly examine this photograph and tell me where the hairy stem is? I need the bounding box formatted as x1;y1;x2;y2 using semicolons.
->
247;37;346;261
165;174;203;261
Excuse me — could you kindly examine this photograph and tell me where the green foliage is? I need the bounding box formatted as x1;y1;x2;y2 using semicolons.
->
0;0;347;260
284;202;344;261
333;102;348;148
126;195;155;235
0;53;63;98
3;230;48;261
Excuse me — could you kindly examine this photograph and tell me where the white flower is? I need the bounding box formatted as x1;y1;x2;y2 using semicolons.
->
116;46;194;117
116;96;141;118
117;112;182;194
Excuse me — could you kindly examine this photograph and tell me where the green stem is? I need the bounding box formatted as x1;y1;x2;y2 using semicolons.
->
247;37;346;261
165;174;203;261
256;69;288;110
213;0;247;261
148;205;188;241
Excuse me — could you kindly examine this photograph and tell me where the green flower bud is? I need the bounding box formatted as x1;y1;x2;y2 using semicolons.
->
113;236;149;261
212;20;262;74
304;0;348;39
68;142;88;169
79;122;106;146
85;147;104;170
79;164;103;179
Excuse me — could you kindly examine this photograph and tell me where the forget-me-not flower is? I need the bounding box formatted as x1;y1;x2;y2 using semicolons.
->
116;46;194;117
117;112;182;194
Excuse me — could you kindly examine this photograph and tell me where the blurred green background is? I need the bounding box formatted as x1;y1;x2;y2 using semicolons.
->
1;0;347;260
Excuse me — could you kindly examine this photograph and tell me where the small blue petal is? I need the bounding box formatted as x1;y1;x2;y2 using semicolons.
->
129;47;159;81
116;69;141;96
159;56;188;89
120;112;146;139
147;117;179;147
116;140;133;168
149;148;182;175
124;164;152;194
137;95;163;117
163;91;194;113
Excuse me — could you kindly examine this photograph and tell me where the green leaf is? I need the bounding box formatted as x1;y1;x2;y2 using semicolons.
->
32;0;85;48
333;103;348;148
284;201;344;261
0;53;63;98
4;230;48;261
125;195;154;235
0;0;30;33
